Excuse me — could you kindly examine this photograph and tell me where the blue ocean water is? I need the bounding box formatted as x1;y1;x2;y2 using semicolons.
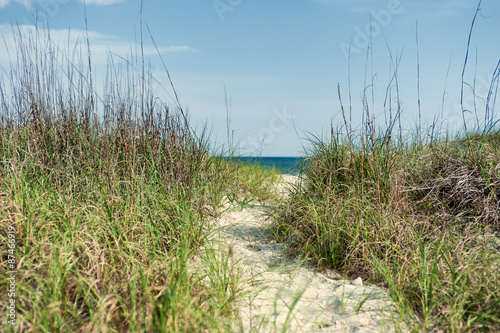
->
236;156;306;174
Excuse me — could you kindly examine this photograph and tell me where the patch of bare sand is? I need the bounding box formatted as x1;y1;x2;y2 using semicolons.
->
209;175;407;332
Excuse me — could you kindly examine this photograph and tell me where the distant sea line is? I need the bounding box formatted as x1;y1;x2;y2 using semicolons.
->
226;157;307;175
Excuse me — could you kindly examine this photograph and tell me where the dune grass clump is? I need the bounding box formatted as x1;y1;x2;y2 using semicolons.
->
406;133;500;227
272;5;500;328
273;129;500;331
273;124;500;332
223;159;282;205
0;26;278;332
273;11;500;325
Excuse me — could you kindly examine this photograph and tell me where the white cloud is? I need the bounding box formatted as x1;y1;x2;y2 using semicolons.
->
79;0;126;5
0;0;31;9
0;0;125;9
0;23;198;126
158;46;195;53
0;24;196;69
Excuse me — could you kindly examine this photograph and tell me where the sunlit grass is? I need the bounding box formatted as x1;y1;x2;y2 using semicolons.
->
272;120;500;332
0;25;279;332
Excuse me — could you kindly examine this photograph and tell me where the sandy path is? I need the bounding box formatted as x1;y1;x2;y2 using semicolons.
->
210;175;406;332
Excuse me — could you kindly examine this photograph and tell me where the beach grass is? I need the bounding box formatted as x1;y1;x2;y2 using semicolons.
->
0;26;280;332
271;76;500;333
271;8;500;330
2;10;500;332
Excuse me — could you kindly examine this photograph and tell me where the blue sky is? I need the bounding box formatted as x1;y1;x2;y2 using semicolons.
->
0;0;499;156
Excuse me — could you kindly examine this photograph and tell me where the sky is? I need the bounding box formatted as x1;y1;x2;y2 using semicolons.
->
0;0;499;156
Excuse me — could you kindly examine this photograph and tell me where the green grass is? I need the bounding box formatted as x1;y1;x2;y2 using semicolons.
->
222;159;282;206
2;11;500;332
270;9;500;329
272;128;500;332
0;26;280;332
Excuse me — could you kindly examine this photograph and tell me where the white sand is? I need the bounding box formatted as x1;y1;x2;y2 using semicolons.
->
206;175;407;332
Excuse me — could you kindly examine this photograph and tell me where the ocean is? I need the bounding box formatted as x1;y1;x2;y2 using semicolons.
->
234;156;307;175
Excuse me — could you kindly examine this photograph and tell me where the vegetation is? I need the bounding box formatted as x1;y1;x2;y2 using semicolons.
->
0;26;278;332
271;12;500;330
273;129;500;331
2;3;499;332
